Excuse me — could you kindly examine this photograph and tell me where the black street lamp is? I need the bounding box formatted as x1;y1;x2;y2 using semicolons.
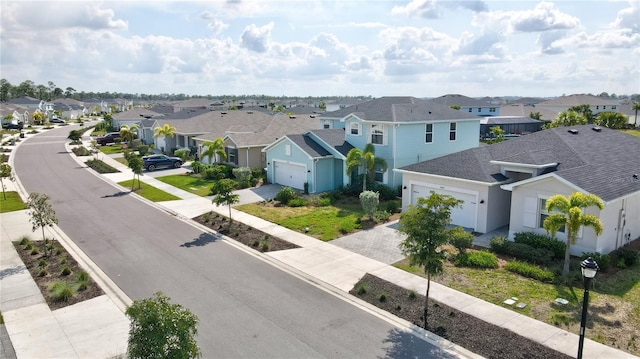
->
577;257;599;359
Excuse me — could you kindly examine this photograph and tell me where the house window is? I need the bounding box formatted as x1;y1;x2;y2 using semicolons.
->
374;164;384;183
449;122;457;141
425;123;433;143
612;105;617;109
603;106;606;110
596;106;599;110
323;120;331;129
477;108;481;112
285;144;291;156
489;107;496;112
539;198;565;233
227;148;237;165
468;108;472;113
350;122;360;135
371;125;384;145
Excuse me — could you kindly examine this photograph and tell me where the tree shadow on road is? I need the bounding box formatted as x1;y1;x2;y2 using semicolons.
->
180;232;222;248
380;328;460;359
102;191;130;198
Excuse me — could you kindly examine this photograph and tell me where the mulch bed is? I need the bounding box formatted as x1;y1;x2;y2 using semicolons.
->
12;239;104;310
193;211;299;252
351;273;572;359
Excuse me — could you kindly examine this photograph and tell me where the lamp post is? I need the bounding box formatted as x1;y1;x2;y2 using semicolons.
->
577;257;599;359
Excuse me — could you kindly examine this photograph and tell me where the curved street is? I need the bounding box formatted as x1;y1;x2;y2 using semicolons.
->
11;124;457;358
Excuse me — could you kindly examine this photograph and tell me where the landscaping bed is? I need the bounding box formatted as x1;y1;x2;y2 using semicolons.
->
351;273;572;359
12;237;104;310
193;211;299;252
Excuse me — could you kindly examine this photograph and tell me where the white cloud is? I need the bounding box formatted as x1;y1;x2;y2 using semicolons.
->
240;22;273;53
391;0;487;19
610;1;639;33
207;19;229;37
510;2;580;32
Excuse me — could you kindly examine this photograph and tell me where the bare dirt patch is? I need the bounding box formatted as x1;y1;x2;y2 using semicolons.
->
193;211;299;252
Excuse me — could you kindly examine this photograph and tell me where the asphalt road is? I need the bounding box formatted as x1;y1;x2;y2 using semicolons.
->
13;125;458;358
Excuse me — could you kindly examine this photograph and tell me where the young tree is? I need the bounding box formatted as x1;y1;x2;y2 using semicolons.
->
318;101;327;111
126;153;144;190
33;111;44;125
345;143;387;192
568;104;594;123
397;191;462;329
548;110;587;128
67;129;83;144
488;125;504;144
201;138;226;164
595;112;628;129
26;193;59;256
543;192;604;274
529;112;542;120
359;190;379;220
0;155;14;200
125;292;201;359
210;179;239;227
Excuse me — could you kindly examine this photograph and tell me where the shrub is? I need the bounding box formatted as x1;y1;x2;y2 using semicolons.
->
614;247;638;267
448;226;475;255
359;191;380;219
616;257;626;269
371;183;397;201
38;269;48;277
30;247;39;255
408;290;417;299
384;200;400;213
232;167;252;188
339;222;357;234
174;148;191;161
314;196;332;207
457;251;499;269
76;270;90;282
490;235;509;254
288;198;307;207
276;186;297;205
59;257;68;265
251;167;264;181
55;246;63;255
505;260;555;282
190;161;207;174
137;144;149;156
19;236;30;246
61;265;72;276
71;146;91;156
49;281;75;302
580;252;611;272
514;232;565;260
504;242;554;265
356;283;368;295
260;241;269;252
38;259;47;268
86;159;118;174
373;210;390;223
378;292;387;303
203;166;226;180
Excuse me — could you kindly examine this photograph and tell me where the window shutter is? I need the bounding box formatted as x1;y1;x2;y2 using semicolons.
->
523;197;537;228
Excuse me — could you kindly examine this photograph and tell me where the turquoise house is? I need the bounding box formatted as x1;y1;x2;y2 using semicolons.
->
264;97;480;193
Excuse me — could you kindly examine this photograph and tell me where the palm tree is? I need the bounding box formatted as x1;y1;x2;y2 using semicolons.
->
153;123;176;139
119;124;139;147
632;101;640;127
543;192;604;275
345;143;388;192
201;138;226;164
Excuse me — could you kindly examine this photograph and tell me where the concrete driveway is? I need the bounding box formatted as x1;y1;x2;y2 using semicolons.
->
233;184;283;205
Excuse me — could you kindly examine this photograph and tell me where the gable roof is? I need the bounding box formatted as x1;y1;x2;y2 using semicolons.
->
320;96;479;123
162;110;273;138
286;133;332;158
308;129;354;157
398;125;640;201
224;113;319;147
538;94;616;107
430;94;492;107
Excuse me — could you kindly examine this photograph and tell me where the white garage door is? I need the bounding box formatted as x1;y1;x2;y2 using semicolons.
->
274;161;306;190
411;184;478;230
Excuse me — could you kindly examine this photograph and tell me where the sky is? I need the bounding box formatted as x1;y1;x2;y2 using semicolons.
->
1;0;638;98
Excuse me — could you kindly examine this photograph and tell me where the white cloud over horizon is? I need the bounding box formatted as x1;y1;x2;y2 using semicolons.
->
1;0;638;98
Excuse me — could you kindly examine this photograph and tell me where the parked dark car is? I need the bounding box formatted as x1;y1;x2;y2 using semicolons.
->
2;122;23;130
95;132;121;146
142;154;183;171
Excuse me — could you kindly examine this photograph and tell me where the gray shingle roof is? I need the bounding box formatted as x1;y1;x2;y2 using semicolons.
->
308;129;354;156
158;110;273;137
320;96;478;122
287;134;332;157
225;114;319;147
430;94;491;107
400;125;640;201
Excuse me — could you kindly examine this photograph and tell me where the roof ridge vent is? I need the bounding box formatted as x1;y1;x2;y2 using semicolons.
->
568;129;579;134
592;126;602;132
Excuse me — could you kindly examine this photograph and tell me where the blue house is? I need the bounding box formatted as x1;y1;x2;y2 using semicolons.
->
431;94;500;117
264;96;481;193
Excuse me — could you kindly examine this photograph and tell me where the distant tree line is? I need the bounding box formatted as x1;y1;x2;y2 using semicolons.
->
0;78;372;103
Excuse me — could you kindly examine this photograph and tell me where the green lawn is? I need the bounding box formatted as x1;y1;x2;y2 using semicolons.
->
236;201;366;241
155;174;214;197
621;129;640;138
114;157;128;166
394;256;640;354
99;145;127;155
118;180;181;202
0;191;27;213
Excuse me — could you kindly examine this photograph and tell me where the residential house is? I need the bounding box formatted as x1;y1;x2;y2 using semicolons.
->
431;94;500;117
480;116;544;139
0;103;30;126
536;94;619;118
264;96;481;192
395;124;640;255
499;103;558;122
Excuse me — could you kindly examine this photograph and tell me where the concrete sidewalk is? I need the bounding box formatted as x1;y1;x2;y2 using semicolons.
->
1;130;636;358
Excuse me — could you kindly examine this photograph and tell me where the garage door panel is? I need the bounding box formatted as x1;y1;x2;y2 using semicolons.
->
411;185;477;230
274;162;306;190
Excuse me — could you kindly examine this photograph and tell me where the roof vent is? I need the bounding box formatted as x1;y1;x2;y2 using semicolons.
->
592;126;602;132
568;129;579;134
634;174;639;180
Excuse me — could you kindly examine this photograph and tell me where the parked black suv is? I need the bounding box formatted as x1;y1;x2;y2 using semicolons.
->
95;132;121;146
142;154;183;171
